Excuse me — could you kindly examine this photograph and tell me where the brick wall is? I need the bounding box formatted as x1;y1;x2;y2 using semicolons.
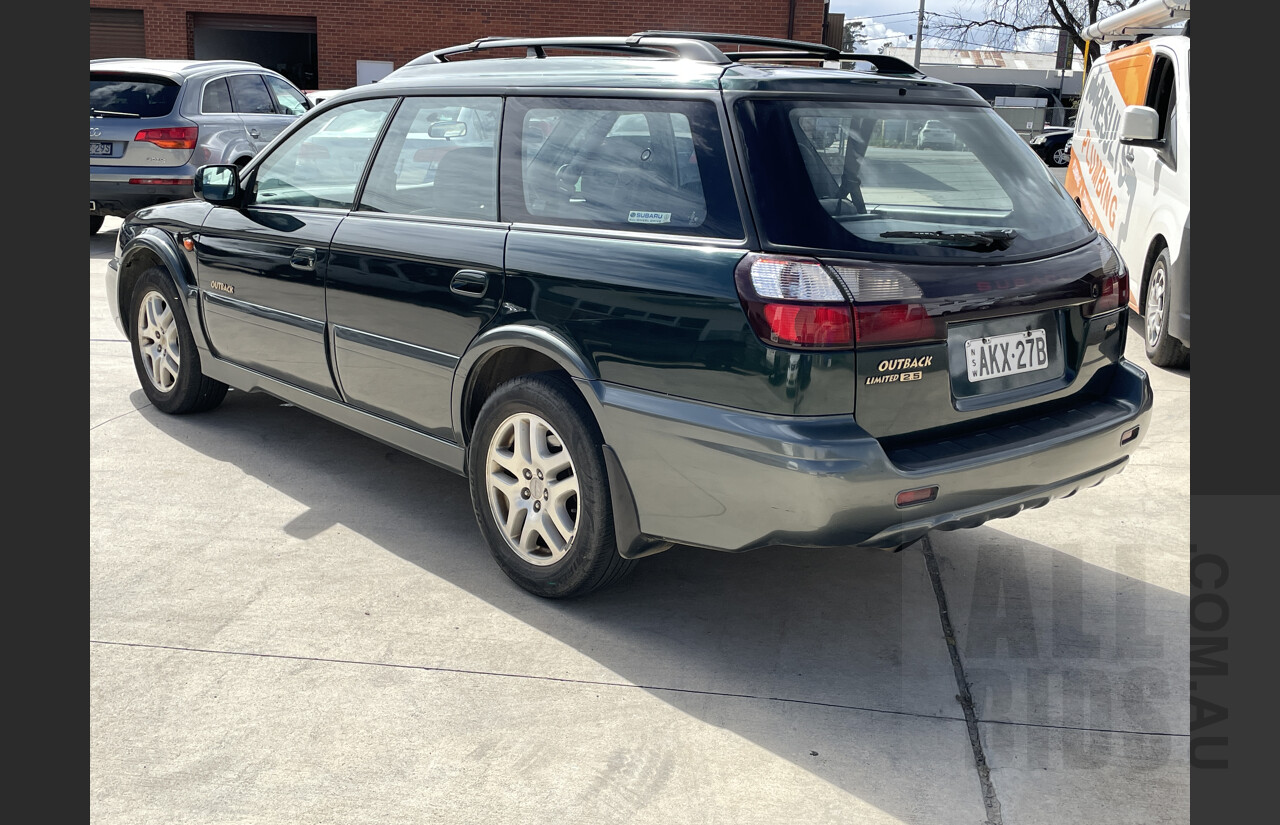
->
90;0;828;88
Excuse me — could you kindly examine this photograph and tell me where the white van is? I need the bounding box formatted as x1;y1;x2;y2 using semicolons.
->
1065;0;1190;368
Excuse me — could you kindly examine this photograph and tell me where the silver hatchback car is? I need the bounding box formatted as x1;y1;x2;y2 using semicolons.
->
90;58;311;234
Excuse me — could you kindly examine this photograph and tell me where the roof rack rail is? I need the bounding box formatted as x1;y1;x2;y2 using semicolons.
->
404;34;730;67
631;31;923;75
400;31;923;76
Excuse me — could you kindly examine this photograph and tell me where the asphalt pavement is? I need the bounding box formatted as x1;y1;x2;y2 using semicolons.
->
90;163;1190;825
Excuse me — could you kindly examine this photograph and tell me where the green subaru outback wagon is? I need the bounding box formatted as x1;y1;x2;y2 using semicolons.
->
106;32;1153;598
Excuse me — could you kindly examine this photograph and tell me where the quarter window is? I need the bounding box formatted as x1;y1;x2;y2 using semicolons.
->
202;77;233;114
501;97;742;238
359;96;502;220
251;99;395;210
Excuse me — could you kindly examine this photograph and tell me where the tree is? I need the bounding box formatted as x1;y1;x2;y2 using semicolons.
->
843;19;869;52
931;1;1136;68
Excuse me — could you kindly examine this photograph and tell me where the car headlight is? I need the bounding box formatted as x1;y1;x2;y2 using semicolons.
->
1030;136;1045;145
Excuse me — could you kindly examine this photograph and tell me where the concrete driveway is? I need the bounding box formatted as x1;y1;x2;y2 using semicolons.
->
90;188;1189;825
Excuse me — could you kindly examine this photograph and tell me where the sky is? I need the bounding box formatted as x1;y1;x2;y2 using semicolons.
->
824;1;1063;56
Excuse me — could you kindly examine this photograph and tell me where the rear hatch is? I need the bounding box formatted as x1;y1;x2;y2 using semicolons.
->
732;94;1128;439
90;70;194;168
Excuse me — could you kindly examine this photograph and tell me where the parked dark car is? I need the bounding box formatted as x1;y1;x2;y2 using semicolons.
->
106;33;1152;598
1030;129;1073;166
91;58;311;234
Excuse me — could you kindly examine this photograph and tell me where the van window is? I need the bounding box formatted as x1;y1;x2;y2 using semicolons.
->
359;97;502;220
1146;55;1178;166
501;97;742;239
737;100;1094;260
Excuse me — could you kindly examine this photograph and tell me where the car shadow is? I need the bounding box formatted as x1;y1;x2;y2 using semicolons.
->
111;383;1189;822
90;226;119;261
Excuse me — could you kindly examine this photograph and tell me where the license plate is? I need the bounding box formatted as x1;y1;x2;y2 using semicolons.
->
965;329;1049;382
90;141;113;156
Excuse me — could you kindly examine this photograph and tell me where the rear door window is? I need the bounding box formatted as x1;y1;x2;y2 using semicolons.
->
90;73;180;118
501;97;742;239
227;74;276;115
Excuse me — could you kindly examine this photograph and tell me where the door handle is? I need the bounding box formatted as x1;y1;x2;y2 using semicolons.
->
450;269;489;297
290;247;317;271
249;128;261;138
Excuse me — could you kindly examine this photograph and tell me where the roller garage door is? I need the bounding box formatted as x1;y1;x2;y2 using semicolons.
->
192;13;318;91
90;8;145;59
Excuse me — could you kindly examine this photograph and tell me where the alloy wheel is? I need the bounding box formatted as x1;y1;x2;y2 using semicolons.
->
485;412;580;565
1145;261;1168;349
136;289;181;393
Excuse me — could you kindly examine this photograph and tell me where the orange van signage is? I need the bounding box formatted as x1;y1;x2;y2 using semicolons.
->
1065;44;1153;237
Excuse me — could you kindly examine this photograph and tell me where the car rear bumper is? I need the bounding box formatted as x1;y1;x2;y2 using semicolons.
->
591;359;1153;555
91;168;197;218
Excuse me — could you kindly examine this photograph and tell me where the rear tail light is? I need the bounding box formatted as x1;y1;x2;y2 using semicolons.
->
850;302;940;345
735;255;852;349
1087;236;1130;316
735;254;944;349
133;126;198;150
829;263;942;346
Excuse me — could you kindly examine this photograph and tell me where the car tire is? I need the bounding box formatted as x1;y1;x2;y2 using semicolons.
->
468;372;636;598
1142;248;1190;369
129;266;229;414
1051;147;1070;167
90;215;105;235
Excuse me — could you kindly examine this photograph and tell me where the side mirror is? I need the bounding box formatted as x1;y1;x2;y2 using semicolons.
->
1119;105;1162;148
194;164;243;206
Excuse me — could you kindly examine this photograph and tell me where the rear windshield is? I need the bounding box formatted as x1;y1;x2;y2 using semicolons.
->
735;99;1094;260
90;73;180;118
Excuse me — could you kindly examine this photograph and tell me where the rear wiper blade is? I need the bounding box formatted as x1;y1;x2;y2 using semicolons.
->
91;108;141;118
880;228;1017;250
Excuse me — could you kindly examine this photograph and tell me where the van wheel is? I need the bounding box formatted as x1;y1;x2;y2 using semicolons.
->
1142;248;1190;369
90;215;105;235
129;267;229;414
468;372;635;598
